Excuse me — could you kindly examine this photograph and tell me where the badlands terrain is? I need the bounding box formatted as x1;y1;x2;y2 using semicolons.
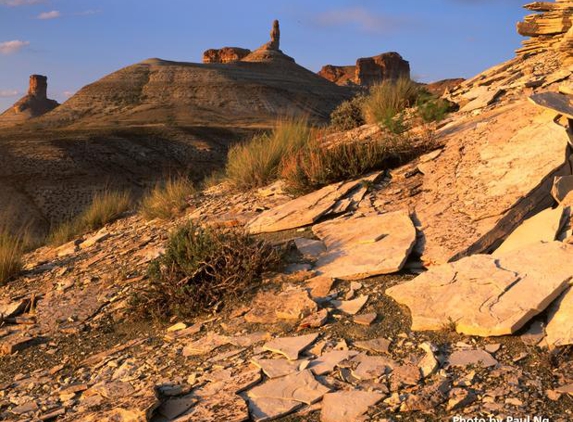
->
1;1;573;422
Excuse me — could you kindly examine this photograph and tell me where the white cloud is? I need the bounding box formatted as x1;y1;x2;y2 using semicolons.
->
37;10;60;19
76;9;101;16
0;89;19;98
63;91;75;98
0;0;46;6
315;7;407;34
0;40;30;55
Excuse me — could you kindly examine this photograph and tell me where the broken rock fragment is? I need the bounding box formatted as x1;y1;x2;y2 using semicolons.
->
263;333;319;360
386;241;573;336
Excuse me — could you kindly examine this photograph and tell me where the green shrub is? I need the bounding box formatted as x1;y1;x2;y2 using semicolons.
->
330;95;366;131
49;190;132;246
416;90;453;123
0;230;24;286
225;117;312;190
281;134;420;195
141;177;195;220
361;78;420;131
131;223;281;320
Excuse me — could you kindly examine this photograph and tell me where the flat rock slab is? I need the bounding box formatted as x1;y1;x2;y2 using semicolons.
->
493;206;564;256
448;349;498;368
308;350;359;375
545;286;573;347
386;242;573;337
321;391;384;422
294;238;326;258
409;101;571;265
351;354;396;380
247;180;362;234
305;276;335;299
263;333;319;360
247;369;330;405
552;176;573;203
312;211;416;280
248;397;302;422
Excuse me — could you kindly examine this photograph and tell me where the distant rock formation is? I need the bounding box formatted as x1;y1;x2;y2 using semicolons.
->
516;0;573;59
0;75;59;127
268;19;280;50
424;78;465;96
318;52;410;87
203;47;251;64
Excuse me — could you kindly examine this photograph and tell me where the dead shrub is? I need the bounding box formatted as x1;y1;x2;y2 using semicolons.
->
131;223;282;320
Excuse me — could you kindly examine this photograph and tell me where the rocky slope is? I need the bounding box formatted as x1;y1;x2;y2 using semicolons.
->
1;2;573;422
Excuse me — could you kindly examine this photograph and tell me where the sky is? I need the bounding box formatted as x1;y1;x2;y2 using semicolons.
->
0;0;528;111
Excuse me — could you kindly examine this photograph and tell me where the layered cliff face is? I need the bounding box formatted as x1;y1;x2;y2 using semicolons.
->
318;52;411;87
516;0;573;62
0;75;59;127
202;47;251;63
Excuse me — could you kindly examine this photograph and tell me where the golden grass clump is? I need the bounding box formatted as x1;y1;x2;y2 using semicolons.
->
141;177;195;220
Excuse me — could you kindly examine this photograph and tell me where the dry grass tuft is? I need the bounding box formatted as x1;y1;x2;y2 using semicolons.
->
49;190;132;246
141;177;195;221
225;117;312;190
0;230;25;286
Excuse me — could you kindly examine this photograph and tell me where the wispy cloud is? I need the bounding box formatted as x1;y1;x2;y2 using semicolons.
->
37;9;60;20
0;40;30;54
75;9;101;16
0;0;46;6
0;89;19;98
62;90;75;98
314;7;409;34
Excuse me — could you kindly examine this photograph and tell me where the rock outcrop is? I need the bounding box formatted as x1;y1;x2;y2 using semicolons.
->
318;52;411;87
202;47;251;63
516;0;573;58
0;75;59;127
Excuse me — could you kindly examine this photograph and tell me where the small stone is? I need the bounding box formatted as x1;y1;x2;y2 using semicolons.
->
331;295;368;315
10;400;38;415
391;364;422;390
353;312;377;326
263;333;319;360
448;349;498;368
167;322;187;332
298;309;328;331
354;337;391;354
447;388;476;411
484;343;501;354
305;276;335;299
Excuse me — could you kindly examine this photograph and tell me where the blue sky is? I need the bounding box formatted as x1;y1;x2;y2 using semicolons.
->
0;0;527;111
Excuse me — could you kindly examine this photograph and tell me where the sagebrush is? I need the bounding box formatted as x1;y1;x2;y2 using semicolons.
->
330;95;366;131
131;223;282;320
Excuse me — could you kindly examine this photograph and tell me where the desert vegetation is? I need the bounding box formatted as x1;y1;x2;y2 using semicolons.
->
225;117;312;190
131;223;281;320
140;177;196;221
280;134;423;194
0;229;25;286
330;78;454;133
49;190;132;246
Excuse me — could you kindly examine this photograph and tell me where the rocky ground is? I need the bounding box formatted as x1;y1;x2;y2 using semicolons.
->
2;1;573;421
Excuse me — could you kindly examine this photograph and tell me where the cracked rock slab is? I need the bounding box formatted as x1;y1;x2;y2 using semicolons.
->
386;241;573;337
313;211;416;280
247;179;364;234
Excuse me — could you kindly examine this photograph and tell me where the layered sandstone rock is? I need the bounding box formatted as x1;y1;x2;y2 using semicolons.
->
202;47;251;63
0;75;59;127
318;52;410;87
516;0;573;57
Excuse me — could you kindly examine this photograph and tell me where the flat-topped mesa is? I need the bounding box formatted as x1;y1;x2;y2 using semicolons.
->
0;74;59;127
516;0;573;59
318;52;411;87
203;47;251;64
